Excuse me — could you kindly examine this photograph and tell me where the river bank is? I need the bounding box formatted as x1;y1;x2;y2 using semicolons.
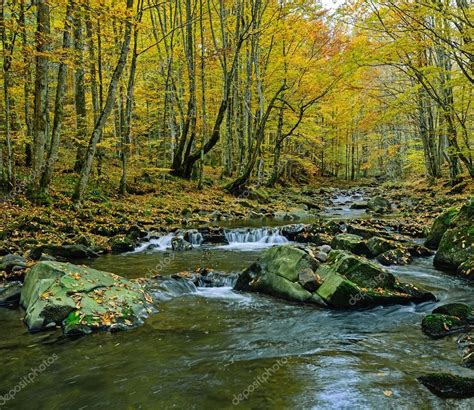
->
1;176;471;272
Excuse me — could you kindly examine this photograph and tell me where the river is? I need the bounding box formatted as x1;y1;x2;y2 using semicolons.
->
1;192;473;409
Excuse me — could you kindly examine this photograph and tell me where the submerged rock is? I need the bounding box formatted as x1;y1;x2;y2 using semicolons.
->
21;261;155;335
418;373;474;399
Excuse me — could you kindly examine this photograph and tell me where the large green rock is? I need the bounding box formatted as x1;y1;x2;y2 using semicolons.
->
434;228;474;274
323;250;396;288
234;246;324;305
21;261;155;335
434;198;474;274
236;247;434;309
315;250;434;308
425;207;459;249
366;237;399;257
331;234;370;256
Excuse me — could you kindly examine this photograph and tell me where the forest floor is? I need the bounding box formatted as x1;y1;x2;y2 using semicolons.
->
1;165;472;261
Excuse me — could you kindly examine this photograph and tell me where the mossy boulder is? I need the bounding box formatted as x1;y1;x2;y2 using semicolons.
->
377;248;412;266
458;258;474;280
421;314;468;339
434;225;474;274
432;303;474;323
434;198;474;275
234;245;324;305
425;207;459;249
418;373;474;398
110;237;136;254
236;247;434;309
331;234;370;256
30;244;99;261
366;237;399;257
321;250;396;288
21;261;155;335
315;250;434;308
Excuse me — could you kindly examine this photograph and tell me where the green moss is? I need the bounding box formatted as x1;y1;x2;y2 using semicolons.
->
421;313;466;339
432;303;473;321
64;310;81;326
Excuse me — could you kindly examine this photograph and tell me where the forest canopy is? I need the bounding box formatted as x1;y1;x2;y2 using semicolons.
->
0;0;472;202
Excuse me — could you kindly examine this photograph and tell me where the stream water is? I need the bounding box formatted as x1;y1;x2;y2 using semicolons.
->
1;194;473;409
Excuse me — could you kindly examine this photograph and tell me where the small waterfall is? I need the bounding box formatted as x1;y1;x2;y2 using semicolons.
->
132;233;175;253
187;231;204;246
149;277;198;301
197;272;238;288
222;227;289;249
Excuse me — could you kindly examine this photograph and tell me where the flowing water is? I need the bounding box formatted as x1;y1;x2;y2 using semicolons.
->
1;195;473;409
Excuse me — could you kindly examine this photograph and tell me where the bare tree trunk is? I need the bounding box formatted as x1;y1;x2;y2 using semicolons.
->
119;0;143;195
73;0;134;202
73;9;88;172
30;0;51;199
40;0;75;191
226;83;286;195
19;0;33;167
1;1;14;189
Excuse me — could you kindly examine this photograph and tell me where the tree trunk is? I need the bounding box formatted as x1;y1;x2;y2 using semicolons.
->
40;0;75;191
73;9;88;172
73;0;134;202
30;0;51;199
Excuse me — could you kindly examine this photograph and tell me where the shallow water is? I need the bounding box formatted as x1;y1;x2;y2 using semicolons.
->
1;251;474;409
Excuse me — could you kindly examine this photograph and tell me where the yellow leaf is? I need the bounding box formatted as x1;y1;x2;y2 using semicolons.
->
383;390;392;397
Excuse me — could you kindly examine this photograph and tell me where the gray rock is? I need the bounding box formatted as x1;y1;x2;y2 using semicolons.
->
30;244;99;260
21;261;155;335
0;254;27;273
320;245;332;253
171;237;193;251
0;281;22;307
367;196;392;213
315;252;328;262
